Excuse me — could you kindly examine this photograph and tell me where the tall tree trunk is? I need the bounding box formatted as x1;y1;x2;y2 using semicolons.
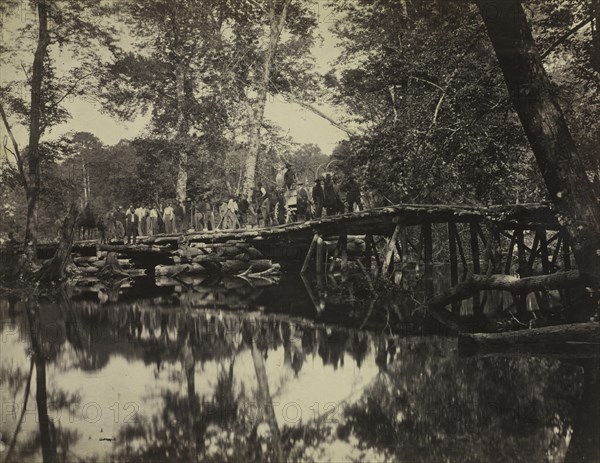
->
592;0;600;72
242;0;291;200
26;296;57;463
476;0;600;280
251;341;283;462
37;203;80;282
175;63;188;202
25;0;50;255
82;156;90;204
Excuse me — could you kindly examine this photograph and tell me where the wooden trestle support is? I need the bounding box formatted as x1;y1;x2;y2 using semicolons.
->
300;219;574;313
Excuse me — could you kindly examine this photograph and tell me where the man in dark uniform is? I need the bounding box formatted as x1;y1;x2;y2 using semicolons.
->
312;179;324;218
323;174;338;216
345;175;362;212
283;162;296;190
125;206;139;244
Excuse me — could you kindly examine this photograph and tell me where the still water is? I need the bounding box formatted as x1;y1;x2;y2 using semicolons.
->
0;268;597;463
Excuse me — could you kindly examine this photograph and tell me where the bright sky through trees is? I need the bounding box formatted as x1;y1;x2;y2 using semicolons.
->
0;0;347;154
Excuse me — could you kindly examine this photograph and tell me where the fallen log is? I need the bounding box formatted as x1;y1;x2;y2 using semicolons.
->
89;259;132;269
421;270;588;333
155;263;205;276
428;270;584;310
205;259;277;274
98;244;172;254
156;259;278;276
173;255;228;264
174;247;208;258
458;322;600;354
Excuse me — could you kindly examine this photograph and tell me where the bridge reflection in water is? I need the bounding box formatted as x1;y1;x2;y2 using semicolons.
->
0;268;598;463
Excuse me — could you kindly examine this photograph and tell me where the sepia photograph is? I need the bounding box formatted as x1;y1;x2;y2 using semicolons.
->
0;0;599;462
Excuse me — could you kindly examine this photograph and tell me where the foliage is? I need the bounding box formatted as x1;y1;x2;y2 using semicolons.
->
324;0;600;206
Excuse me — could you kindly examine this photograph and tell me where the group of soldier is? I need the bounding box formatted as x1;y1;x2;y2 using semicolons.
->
101;199;216;244
77;169;362;244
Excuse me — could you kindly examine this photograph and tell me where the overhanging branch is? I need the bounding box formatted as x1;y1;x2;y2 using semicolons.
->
541;16;592;60
285;95;359;137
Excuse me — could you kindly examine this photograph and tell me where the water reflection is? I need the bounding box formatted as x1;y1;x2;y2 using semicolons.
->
0;278;597;462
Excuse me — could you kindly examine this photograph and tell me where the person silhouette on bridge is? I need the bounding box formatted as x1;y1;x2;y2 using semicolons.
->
125;206;138;244
323;174;338;216
312;179;324;218
284;162;296;190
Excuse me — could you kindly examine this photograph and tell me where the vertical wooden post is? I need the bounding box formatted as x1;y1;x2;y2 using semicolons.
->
515;228;527;277
384;225;401;276
562;230;571;270
503;231;517;275
301;233;318;275
421;223;434;300
340;233;348;280
527;232;540;273
448;223;458;285
469;222;481;274
485;223;502;275
448;222;459;313
422;222;433;271
329;239;340;274
316;234;324;274
538;228;550;274
400;227;409;264
370;235;382;275
551;234;562;269
469;222;482;315
365;233;372;269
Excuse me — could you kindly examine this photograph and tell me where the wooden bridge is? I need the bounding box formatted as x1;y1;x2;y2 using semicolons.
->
31;202;571;279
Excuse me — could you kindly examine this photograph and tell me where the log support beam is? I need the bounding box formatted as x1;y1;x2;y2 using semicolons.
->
301;232;319;275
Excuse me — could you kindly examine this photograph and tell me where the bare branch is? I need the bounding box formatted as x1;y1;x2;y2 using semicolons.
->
408;76;444;92
49;72;95;109
285;95;359;137
0;101;28;191
541;16;592;60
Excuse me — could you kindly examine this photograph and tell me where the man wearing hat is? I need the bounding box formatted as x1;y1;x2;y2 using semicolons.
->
312;178;324;218
283;162;296;190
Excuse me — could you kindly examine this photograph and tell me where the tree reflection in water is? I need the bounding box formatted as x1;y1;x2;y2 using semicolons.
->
0;283;597;462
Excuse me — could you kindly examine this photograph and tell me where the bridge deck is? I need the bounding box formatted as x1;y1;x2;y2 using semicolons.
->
30;202;559;256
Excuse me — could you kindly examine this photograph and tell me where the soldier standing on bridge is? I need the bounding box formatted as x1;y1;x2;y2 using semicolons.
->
344;175;362;212
125;206;138;245
312;179;324;218
284;162;296;190
323;174;338;216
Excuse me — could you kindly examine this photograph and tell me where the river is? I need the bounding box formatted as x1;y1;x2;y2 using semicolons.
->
0;266;597;462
